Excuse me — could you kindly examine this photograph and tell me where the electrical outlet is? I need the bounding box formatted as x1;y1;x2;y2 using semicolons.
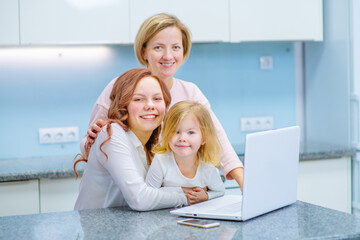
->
241;117;274;132
260;56;273;70
39;126;79;144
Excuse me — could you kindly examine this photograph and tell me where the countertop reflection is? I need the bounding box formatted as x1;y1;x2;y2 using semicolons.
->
1;201;360;240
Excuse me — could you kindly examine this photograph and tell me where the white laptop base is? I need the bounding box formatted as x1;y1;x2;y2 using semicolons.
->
171;195;243;221
170;126;300;221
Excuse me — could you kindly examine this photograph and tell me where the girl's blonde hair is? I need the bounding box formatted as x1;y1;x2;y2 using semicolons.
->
152;101;220;166
134;13;192;67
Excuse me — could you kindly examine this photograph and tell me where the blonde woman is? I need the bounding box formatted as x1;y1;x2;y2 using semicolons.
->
146;101;225;205
81;13;244;190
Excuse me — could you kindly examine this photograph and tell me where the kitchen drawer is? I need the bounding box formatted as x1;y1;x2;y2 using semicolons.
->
0;180;40;216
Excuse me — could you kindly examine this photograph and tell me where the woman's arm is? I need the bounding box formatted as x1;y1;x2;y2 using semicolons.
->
229;167;244;192
80;78;116;155
80;105;108;155
145;156;165;188
99;125;187;211
207;109;244;181
190;84;244;188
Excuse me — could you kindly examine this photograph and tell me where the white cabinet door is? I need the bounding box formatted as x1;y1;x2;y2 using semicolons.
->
230;0;323;42
0;0;20;45
129;0;229;43
297;157;351;213
19;0;130;45
39;177;81;213
0;180;39;216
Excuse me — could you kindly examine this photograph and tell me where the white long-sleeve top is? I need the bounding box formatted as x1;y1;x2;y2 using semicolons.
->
145;152;225;200
74;124;187;211
80;77;243;179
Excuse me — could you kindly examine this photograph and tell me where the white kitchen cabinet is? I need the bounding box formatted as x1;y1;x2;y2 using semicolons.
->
0;180;39;217
1;0;324;46
0;0;20;45
297;157;351;213
230;0;323;42
39;177;81;213
129;0;229;43
19;0;130;45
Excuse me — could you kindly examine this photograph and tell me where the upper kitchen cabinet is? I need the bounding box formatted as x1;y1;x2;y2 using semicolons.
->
19;0;130;45
230;0;323;42
129;0;229;43
0;0;20;45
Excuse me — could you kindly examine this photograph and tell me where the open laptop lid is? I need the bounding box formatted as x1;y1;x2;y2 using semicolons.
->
170;126;300;221
241;126;300;220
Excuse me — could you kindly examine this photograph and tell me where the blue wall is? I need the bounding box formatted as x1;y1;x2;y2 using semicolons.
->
0;42;296;160
304;0;351;147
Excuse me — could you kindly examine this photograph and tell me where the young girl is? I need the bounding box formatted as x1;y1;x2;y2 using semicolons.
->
146;101;225;205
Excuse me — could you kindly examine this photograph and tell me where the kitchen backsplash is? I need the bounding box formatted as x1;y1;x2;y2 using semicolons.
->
0;42;296;160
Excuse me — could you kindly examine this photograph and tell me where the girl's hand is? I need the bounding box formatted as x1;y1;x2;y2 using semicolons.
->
181;187;193;193
185;187;208;205
87;119;106;144
181;186;208;194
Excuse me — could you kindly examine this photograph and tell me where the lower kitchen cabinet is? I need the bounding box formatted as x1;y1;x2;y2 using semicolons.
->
0;177;81;217
297;157;351;213
39;177;81;213
0;180;40;216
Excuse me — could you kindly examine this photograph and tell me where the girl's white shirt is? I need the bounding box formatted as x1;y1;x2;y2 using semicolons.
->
74;124;187;211
80;77;243;179
145;151;225;200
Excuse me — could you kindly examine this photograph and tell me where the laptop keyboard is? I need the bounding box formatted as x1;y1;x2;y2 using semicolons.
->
206;202;242;214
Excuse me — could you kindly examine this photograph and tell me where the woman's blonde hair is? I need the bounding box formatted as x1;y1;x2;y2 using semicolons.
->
134;13;192;67
152;101;220;166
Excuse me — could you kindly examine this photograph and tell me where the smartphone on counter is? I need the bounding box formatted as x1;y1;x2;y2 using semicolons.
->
177;219;220;228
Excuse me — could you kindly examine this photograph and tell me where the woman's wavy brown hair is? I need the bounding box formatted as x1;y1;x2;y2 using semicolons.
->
73;68;171;177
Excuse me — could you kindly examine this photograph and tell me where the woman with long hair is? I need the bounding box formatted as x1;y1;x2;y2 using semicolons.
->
74;68;187;211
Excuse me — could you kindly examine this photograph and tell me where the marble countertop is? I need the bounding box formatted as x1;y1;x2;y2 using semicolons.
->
0;155;84;182
233;142;356;161
1;201;360;240
0;143;355;182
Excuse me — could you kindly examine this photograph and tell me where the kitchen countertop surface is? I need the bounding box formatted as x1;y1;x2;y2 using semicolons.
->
1;201;360;240
0;143;356;182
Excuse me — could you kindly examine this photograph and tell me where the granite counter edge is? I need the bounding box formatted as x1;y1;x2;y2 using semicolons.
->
0;147;356;182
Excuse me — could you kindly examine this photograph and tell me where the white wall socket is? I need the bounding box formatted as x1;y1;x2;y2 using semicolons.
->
241;117;274;132
260;56;273;70
39;126;79;144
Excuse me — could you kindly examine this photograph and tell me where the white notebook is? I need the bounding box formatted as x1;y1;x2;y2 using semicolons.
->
171;126;300;221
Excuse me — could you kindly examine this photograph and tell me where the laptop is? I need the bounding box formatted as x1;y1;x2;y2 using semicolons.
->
170;126;300;221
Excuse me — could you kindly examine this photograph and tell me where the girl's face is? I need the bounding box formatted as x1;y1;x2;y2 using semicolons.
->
127;76;166;141
143;26;184;85
169;114;205;162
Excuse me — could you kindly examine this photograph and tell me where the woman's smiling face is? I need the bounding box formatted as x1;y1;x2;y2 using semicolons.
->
127;76;166;141
143;26;184;84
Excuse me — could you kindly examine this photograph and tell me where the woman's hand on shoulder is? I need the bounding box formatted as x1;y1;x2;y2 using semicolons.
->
87;119;106;144
185;187;208;205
